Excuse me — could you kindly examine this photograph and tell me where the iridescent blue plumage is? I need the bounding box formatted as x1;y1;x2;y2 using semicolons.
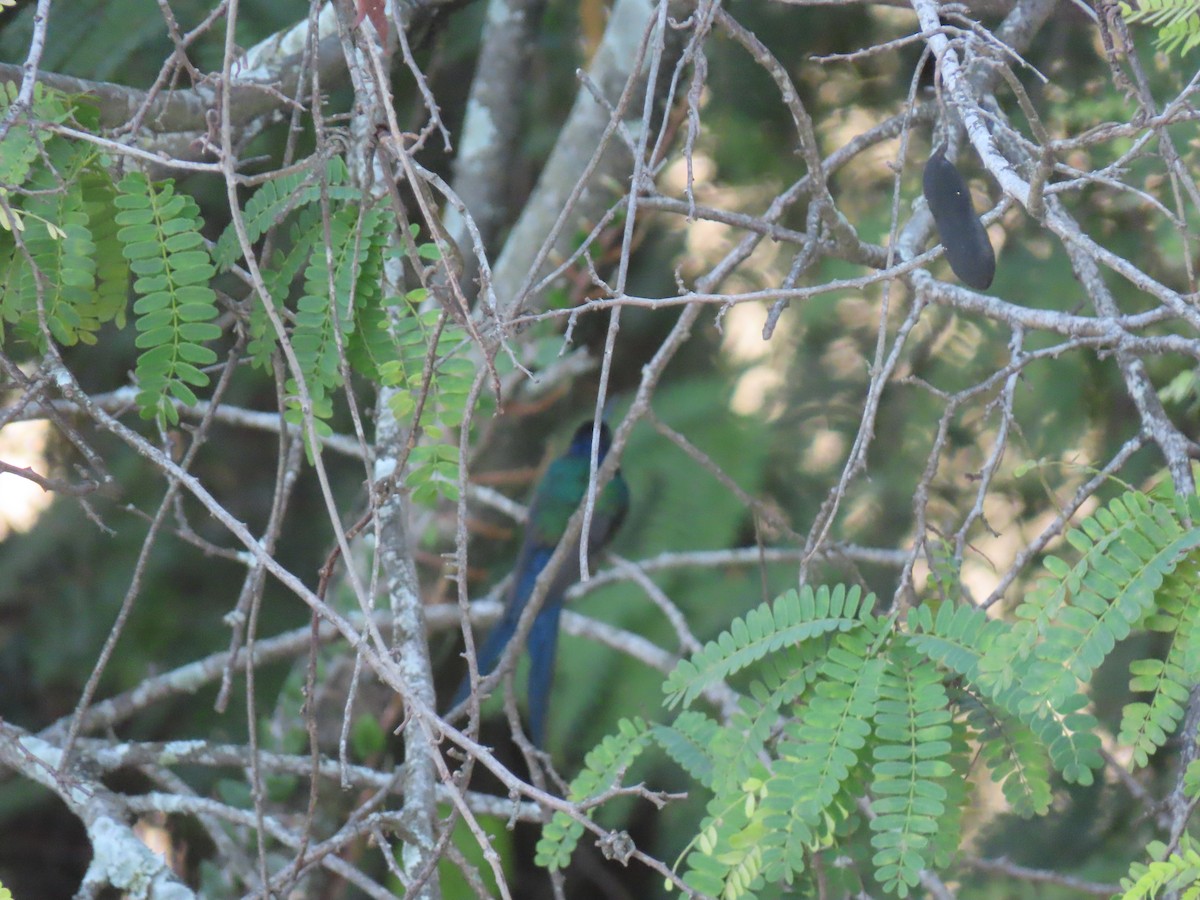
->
453;421;630;745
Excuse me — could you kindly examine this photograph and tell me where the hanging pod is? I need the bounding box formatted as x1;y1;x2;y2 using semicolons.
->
922;146;996;290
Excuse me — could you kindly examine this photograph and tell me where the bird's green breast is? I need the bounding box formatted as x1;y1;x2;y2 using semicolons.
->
529;457;628;546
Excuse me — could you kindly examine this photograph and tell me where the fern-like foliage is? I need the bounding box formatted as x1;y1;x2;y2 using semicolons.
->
528;484;1200;897
0;86;45;189
923;537;962;602
905;600;1095;795
217;156;387;436
211;155;358;271
868;647;952;897
1120;836;1200;899
927;716;970;870
217;159;471;494
114;171;221;425
759;629;885;883
535;717;652;870
1013;493;1193;705
20;145;100;347
957;688;1052;817
653;710;721;790
649;591;891;896
1121;0;1200;56
1;95;475;489
81;169;131;328
246;205;324;371
284;202;387;437
0;86;127;352
664;584;875;709
377;279;473;506
980;490;1200;771
660;588;1099;899
1120;551;1200;767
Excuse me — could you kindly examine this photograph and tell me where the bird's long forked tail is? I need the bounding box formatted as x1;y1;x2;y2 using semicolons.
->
449;545;558;736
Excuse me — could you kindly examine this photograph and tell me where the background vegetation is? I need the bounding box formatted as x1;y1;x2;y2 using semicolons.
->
2;0;1200;897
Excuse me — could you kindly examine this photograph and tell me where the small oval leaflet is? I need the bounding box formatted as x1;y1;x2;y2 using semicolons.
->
922;146;996;290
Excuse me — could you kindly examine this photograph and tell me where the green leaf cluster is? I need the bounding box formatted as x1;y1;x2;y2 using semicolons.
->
281;202;387;436
219;167;471;490
0;85;128;351
535;717;652;870
115;171;220;425
378;281;472;506
1120;836;1200;899
980;490;1200;774
212;156;359;271
1120;0;1200;56
215;156;372;413
2;90;486;498
216;158;392;439
547;487;1200;897
1;85;223;425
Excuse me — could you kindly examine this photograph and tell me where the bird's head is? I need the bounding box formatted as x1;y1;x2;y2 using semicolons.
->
567;420;613;460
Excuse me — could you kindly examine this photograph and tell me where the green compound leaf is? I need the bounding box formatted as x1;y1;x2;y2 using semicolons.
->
1119;835;1200;900
212;155;358;270
378;295;472;507
116;171;220;425
868;649;952;897
284;204;387;443
756;633;884;884
1120;0;1200;56
535;718;651;871
907;601;1102;787
664;584;875;710
1;128;126;352
1119;550;1200;768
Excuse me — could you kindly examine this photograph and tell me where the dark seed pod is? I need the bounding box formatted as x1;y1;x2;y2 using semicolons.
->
922;146;996;290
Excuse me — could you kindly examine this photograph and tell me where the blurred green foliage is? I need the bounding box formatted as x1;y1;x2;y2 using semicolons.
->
3;0;1200;896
